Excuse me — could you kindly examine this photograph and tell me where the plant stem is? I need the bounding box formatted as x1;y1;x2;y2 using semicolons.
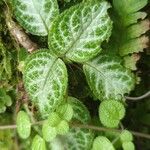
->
125;91;150;101
1;122;150;139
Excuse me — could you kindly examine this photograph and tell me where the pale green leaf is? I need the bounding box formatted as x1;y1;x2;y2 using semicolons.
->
48;112;61;127
42;120;57;142
56;103;74;121
49;96;94;150
32;135;46;150
83;54;135;100
48;0;112;62
16;111;31;139
13;0;59;36
92;136;115;150
122;142;135;150
120;130;133;143
23;50;68;118
56;120;69;135
99;100;125;128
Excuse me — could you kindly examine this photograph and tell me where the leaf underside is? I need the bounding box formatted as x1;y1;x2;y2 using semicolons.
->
13;0;59;36
83;54;135;100
23;50;68;118
48;0;112;62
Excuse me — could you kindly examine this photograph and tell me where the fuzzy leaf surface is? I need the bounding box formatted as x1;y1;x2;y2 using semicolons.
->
48;0;112;62
23;50;68;118
50;97;93;150
13;0;59;36
83;54;135;100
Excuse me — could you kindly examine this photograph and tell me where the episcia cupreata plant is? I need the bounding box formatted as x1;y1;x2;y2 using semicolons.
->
7;0;149;149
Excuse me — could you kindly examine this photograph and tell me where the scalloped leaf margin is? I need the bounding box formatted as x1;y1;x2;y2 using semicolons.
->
23;50;68;118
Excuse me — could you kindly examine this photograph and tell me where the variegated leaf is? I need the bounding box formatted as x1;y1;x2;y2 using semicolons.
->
23;50;68;118
50;97;94;150
13;0;59;36
83;54;135;100
48;0;112;62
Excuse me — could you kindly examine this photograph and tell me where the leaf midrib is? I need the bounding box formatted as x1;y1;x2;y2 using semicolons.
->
64;3;106;57
32;0;48;32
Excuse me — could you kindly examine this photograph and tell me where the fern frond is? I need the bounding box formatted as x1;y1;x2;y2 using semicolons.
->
108;0;149;57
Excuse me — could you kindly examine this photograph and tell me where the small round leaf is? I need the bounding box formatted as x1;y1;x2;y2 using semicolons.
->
57;103;74;121
99;100;125;128
56;120;69;135
48;112;61;127
122;142;135;150
42;121;57;142
92;136;115;150
16;111;31;139
32;135;46;150
120;130;133;143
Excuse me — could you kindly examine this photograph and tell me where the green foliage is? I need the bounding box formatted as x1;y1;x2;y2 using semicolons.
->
99;100;125;128
23;50;68;118
32;135;46;150
83;54;135;101
42;120;57;142
56;103;73;121
0;88;12;113
16;111;31;139
108;0;149;56
122;142;135;150
92;136;115;150
0;0;149;149
120;130;133;143
48;0;112;62
13;0;59;36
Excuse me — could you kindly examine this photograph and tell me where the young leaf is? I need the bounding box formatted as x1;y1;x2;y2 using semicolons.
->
122;142;135;150
120;130;133;143
64;97;94;150
13;0;59;36
68;96;90;123
56;120;69;135
16;111;31;139
48;0;112;62
48;112;61;127
23;50;68;118
56;103;74;121
42;120;57;142
83;54;135;101
92;136;115;150
32;135;46;150
49;97;94;150
99;100;125;128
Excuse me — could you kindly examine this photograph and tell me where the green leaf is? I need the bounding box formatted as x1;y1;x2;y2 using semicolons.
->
56;120;69;135
32;135;46;150
16;111;31;139
50;97;94;150
120;130;133;143
23;50;68;118
109;0;149;56
48;112;61;127
48;0;112;62
56;103;73;121
64;96;94;150
42;120;57;142
83;54;135;101
69;96;90;123
122;142;135;150
92;136;115;150
99;100;125;128
123;54;140;70
13;0;59;36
